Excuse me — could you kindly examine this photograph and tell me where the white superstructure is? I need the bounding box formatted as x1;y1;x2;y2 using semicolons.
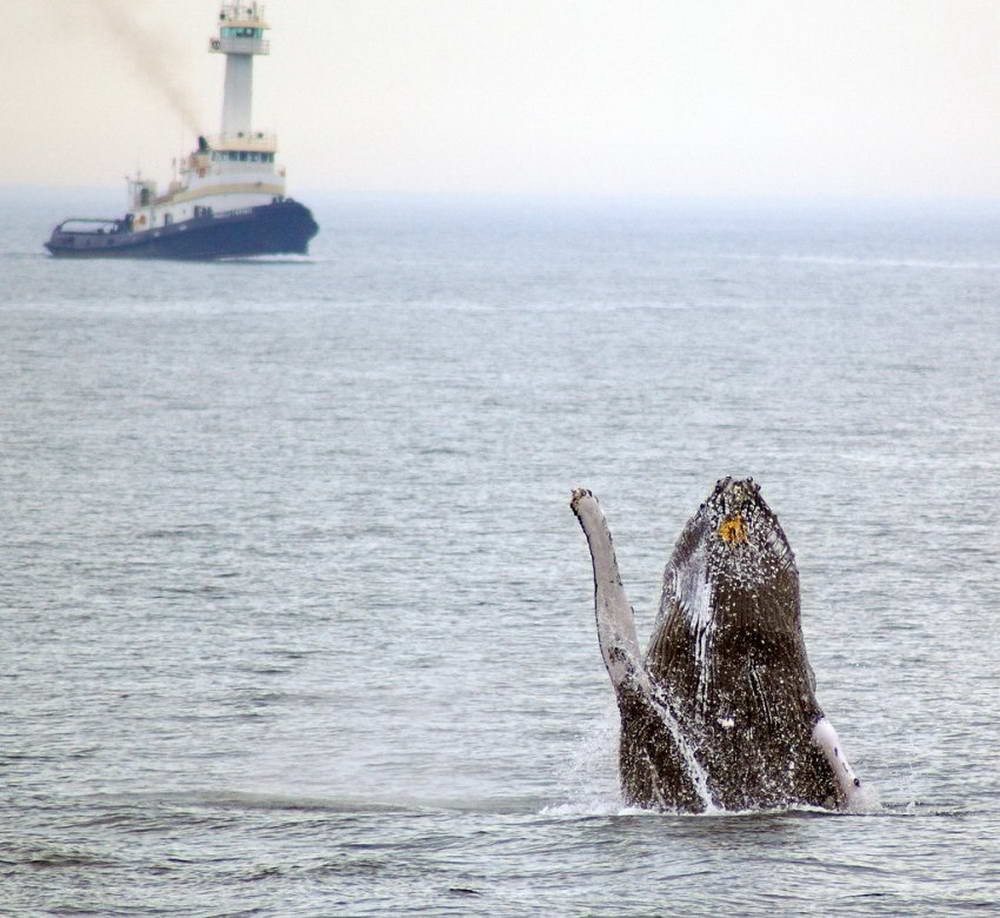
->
214;0;269;135
125;2;285;231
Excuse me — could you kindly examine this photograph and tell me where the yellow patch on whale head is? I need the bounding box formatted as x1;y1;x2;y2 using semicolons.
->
718;515;747;544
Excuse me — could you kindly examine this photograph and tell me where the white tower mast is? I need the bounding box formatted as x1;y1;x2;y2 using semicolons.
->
210;2;270;139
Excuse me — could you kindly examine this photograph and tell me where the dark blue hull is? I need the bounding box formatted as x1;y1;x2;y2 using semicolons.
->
45;199;319;260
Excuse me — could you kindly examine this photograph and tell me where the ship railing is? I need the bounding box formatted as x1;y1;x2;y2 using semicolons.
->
207;131;278;152
218;2;268;26
55;218;124;234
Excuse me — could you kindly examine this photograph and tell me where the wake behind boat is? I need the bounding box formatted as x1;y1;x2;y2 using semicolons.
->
45;2;318;260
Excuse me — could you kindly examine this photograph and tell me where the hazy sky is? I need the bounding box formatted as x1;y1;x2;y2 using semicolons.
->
4;0;999;198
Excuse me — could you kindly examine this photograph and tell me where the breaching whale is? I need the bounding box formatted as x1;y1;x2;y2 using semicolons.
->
571;477;864;812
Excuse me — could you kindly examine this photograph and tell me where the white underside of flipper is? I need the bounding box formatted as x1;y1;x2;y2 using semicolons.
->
811;717;867;810
570;489;642;688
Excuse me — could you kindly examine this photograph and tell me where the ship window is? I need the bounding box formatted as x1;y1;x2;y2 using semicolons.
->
239;151;248;161
249;152;258;162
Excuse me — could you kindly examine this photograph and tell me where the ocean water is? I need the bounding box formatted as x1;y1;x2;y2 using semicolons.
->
2;188;999;915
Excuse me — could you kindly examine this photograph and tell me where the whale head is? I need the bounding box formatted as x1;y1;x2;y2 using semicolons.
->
698;476;796;586
655;476;804;666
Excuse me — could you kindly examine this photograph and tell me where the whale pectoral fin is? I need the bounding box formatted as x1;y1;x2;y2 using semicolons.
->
811;717;866;810
571;488;642;692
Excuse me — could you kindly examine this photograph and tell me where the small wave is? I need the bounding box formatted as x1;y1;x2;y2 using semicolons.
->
139;524;217;540
134;789;438;816
218;254;315;265
539;798;624;819
875;799;970;818
726;252;1000;271
0;252;51;262
7;845;121;871
542;791;885;819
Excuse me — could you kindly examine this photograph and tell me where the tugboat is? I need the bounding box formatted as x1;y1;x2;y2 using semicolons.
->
45;2;318;260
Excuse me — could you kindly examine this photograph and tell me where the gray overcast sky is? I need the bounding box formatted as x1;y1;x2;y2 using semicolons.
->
4;0;999;198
